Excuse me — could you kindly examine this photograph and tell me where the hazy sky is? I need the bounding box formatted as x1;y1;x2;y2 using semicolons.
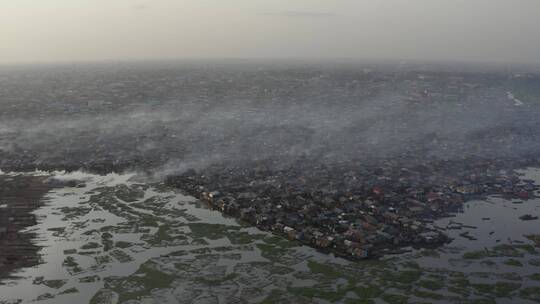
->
1;0;540;64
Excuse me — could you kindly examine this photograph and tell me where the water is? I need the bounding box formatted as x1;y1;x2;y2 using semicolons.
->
0;171;244;303
0;169;539;303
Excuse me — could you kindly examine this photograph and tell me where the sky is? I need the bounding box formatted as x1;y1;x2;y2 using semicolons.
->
1;0;540;64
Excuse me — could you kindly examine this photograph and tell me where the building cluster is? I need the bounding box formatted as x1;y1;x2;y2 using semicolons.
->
167;157;539;259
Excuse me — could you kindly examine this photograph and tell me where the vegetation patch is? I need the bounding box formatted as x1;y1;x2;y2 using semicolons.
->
59;206;92;220
256;243;292;261
307;260;344;280
188;223;240;240
33;277;67;289
471;283;494;294
515;244;538;254
520;286;540;302
36;293;55;301
530;273;540;281
95;255;113;265
79;275;101;283
381;293;409;304
384;269;423;284
195;273;239;285
63;256;79;268
463;250;488;260
354;285;384;299
59;287;79;295
503;259;523;267
463;245;525;260
109;249;134;263
114;184;145;202
146;224;188;245
227;231;265;244
89;289;117;304
413;290;444;300
115;241;133;249
105;261;175;303
81;242;101;250
499;272;522;281
525;234;540;247
288;285;349;302
417;279;444;291
47;227;66;237
530;258;540;266
493;281;521;297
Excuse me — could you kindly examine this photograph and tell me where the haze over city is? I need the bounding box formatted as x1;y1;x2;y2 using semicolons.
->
2;1;540;304
2;0;540;64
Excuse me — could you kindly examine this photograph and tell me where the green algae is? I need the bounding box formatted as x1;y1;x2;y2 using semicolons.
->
101;232;114;251
344;299;375;304
515;244;538;254
81;242;101;250
59;287;79;295
256;243;291;261
95;255;113;265
529;258;540;266
36;293;54;301
381;293;409;304
287;285;349;302
42;279;67;289
259;290;287;304
471;282;521;298
525;234;540;247
499;272;522;281
190;238;210;245
47;227;66;237
188;223;240;240
471;283;494;294
114;184;145;202
384;269;423;284
414;290;445;300
227;231;265;244
137;216;160;227
520;286;540;302
463;244;526;260
354;285;384;299
480;260;496;266
109;249;134;263
63;249;77;255
417;279;444;291
448;285;470;297
493;282;521;297
59;206;91;220
105;261;175;303
419;249;440;257
146;224;188;245
246;261;294;275
89;289;117;304
62;256;78;268
463;250;488;260
530;273;540;281
79;275;101;283
195;273;239;285
467;299;496;304
115;241;133;249
503;259;524;267
307;260;345;280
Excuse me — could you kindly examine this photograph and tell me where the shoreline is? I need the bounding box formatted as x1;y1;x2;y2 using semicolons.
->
166;158;540;260
0;175;50;281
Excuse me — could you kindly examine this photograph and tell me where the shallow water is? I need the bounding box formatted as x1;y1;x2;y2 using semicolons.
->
0;169;539;303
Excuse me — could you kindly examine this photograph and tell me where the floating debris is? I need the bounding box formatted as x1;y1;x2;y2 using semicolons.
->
519;214;539;221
